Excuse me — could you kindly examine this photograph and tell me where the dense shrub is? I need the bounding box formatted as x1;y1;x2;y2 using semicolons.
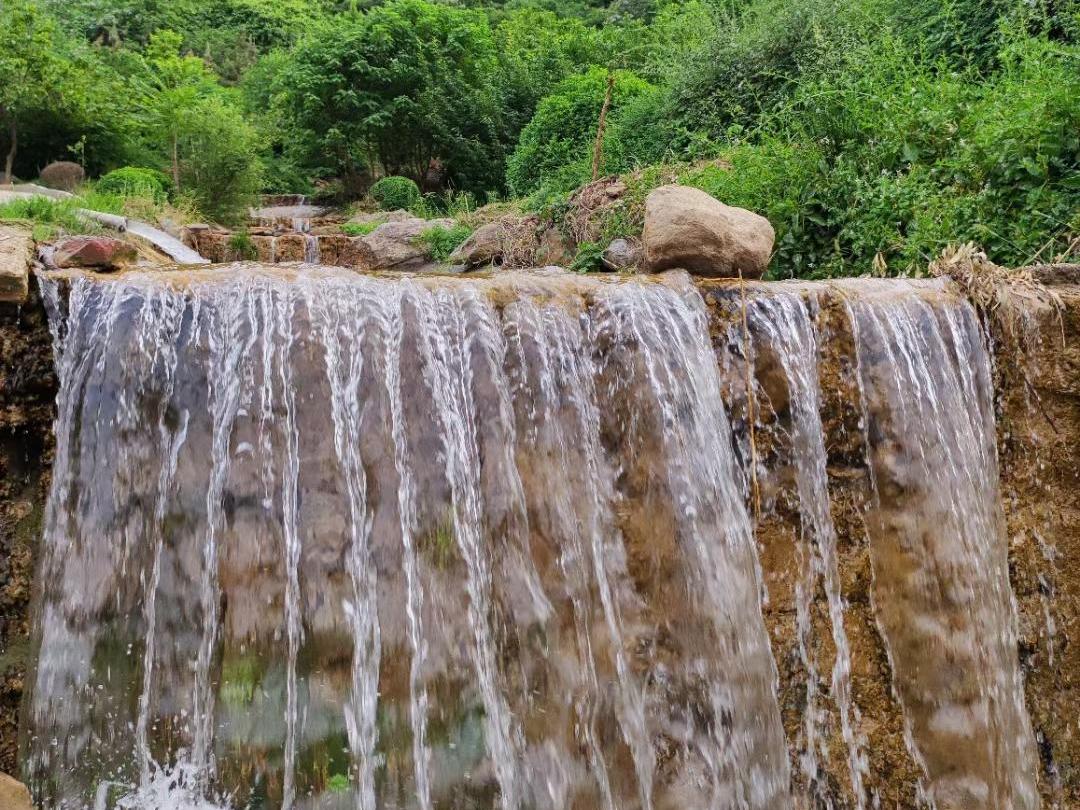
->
371;177;422;212
507;68;655;197
96;167;174;200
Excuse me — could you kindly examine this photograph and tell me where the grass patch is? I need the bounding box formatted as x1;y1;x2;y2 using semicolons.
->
227;230;259;260
418;223;473;263
341;220;379;236
0;196;99;236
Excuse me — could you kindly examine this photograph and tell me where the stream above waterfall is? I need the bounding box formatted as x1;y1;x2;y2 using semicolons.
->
21;266;1043;810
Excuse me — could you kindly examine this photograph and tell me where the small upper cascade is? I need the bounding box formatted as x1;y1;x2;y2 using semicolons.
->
28;266;789;810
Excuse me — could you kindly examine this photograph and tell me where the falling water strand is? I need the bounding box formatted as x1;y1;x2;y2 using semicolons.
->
310;284;382;810
134;287;192;789
191;290;253;786
748;293;866;806
847;288;1040;809
417;287;524;810
382;284;434;810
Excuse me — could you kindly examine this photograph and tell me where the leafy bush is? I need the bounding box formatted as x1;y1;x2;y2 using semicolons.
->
569;240;605;273
178;96;264;224
371;177;422;212
96;167;173;201
418;223;473;262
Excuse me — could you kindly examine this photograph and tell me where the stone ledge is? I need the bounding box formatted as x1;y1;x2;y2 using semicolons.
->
0;226;32;304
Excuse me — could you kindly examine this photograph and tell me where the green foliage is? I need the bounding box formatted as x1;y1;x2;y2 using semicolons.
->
96;167;174;201
507;67;655;197
274;0;504;195
418;223;473;262
569;240;605;273
177;96;264;223
341;221;379;236
327;773;351;794
371;177;422;212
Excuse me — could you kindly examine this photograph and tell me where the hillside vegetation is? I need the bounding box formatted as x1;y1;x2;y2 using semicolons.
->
2;0;1078;275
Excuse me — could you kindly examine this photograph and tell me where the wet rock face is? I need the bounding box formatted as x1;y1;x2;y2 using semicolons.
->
994;267;1080;807
0;772;32;810
7;266;1080;807
643;185;774;278
0;282;57;775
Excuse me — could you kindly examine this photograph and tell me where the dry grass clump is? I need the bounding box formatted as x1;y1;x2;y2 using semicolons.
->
930;242;1063;347
563;176;629;244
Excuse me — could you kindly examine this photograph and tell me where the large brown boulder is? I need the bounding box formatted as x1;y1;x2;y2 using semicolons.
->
0;773;32;810
53;236;137;271
642;185;774;278
38;161;85;192
0;225;32;303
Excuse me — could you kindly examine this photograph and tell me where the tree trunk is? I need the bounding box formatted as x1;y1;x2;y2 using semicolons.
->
590;72;615;182
171;132;180;192
2;113;15;186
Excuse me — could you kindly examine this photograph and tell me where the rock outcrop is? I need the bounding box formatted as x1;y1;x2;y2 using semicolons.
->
359;217;452;270
0;226;31;303
643;184;774;277
449;222;504;268
52;236;137;271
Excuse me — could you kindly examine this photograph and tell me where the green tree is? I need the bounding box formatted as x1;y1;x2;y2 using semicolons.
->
0;1;77;182
275;0;504;196
144;30;219;191
177;95;264;222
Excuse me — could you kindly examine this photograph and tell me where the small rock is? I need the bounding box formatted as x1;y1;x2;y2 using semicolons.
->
53;236;138;271
38;161;85;192
642;184;774;278
0;772;32;810
0;225;32;303
449;222;504;268
601;238;641;271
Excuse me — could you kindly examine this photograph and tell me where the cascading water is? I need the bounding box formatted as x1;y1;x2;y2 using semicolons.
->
27;267;790;810
845;281;1040;809
742;291;867;807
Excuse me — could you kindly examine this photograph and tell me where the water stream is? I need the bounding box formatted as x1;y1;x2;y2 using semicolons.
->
27;267;790;810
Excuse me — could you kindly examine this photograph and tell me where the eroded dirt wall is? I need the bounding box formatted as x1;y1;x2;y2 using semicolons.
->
0;283;56;773
995;266;1080;808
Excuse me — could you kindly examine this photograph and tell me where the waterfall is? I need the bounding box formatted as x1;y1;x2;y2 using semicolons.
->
28;267;789;810
846;282;1040;809
744;291;867;806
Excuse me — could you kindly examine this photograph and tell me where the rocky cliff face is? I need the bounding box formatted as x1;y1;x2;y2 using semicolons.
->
0;282;56;773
